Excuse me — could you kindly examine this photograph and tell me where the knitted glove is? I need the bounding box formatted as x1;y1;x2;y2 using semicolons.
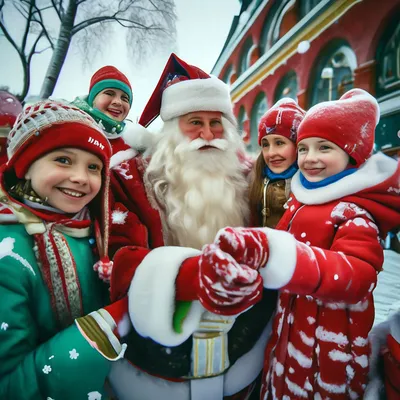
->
214;227;269;270
75;297;129;361
198;243;263;315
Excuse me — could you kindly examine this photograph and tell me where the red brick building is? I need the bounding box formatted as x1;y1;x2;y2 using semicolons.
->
212;0;400;156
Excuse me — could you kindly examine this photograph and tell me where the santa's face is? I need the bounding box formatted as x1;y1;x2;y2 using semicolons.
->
261;134;297;174
178;111;224;149
297;137;350;182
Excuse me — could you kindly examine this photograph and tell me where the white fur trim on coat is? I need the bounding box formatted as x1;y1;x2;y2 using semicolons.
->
128;246;205;347
110;148;138;169
160;77;236;126
122;121;156;154
259;228;297;289
292;152;397;205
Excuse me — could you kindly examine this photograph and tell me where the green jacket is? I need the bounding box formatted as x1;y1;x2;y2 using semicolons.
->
0;222;112;399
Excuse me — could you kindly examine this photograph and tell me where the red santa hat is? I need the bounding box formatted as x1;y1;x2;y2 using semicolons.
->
7;100;112;178
258;98;305;145
88;65;133;106
137;53;236;127
297;88;379;167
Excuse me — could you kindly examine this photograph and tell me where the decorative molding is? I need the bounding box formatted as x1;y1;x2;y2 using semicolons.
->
229;0;362;103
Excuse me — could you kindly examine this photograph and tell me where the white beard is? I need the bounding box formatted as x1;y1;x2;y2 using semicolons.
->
145;117;249;250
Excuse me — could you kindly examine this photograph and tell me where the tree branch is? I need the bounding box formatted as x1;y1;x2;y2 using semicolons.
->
21;0;34;54
0;20;22;57
50;0;62;20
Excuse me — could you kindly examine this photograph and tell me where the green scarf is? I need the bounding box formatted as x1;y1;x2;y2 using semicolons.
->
72;96;125;136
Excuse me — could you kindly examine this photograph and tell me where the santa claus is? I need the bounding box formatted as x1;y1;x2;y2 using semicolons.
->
105;54;276;400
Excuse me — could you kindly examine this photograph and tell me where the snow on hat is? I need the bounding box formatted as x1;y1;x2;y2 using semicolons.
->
297;88;379;167
88;66;133;106
258;98;305;145
138;53;236;127
7;100;112;178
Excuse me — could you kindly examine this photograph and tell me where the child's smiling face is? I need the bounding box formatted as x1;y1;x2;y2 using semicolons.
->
25;147;103;213
297;137;350;182
93;88;130;122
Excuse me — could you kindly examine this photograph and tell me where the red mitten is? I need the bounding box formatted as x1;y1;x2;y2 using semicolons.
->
198;243;263;315
214;227;269;270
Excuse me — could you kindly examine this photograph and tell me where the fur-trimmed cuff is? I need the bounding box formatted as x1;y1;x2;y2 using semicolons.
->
259;228;320;292
259;228;297;289
128;246;205;347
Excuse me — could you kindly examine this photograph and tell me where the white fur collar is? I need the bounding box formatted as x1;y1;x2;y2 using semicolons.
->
291;153;397;205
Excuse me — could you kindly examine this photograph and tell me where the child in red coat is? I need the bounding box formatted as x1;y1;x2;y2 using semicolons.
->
202;88;400;399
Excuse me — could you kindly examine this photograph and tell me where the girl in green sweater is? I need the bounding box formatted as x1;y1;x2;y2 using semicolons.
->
0;100;129;399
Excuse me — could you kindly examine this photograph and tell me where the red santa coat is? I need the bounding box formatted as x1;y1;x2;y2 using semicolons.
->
258;153;400;400
107;147;274;400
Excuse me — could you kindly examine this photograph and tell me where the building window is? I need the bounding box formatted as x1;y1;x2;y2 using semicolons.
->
249;92;268;153
222;65;233;85
376;19;400;97
309;42;356;107
274;70;298;102
299;0;324;18
260;0;295;55
238;37;253;76
237;105;246;133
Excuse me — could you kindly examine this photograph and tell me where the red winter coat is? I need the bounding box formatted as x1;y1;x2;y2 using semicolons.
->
259;153;400;400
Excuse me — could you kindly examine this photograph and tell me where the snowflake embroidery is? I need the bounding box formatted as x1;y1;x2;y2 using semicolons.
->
42;365;52;374
114;162;133;180
0;237;36;276
112;210;128;225
1;322;8;331
88;391;102;400
69;349;79;360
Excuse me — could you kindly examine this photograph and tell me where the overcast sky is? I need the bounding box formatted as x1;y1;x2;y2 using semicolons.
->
0;0;240;121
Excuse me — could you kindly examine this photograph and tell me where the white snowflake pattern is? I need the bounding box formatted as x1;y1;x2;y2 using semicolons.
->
0;237;36;275
114;162;133;180
69;349;79;360
42;365;52;374
1;322;8;331
112;210;128;225
88;391;102;400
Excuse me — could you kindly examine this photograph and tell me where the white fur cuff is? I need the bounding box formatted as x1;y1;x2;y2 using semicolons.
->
259;228;297;289
128;246;205;347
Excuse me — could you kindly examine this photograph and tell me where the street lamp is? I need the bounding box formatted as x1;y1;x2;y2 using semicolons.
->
321;67;334;101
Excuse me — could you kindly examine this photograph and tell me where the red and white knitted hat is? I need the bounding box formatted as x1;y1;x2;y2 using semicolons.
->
138;53;236;127
258;98;305;145
7;100;112;178
297;88;379;167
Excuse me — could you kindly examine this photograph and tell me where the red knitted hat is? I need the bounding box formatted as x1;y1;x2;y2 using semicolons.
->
258;98;305;145
88;66;133;106
297;88;379;167
138;53;236;127
7;100;112;178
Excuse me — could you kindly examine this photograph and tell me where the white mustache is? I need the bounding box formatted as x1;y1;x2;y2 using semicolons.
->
184;138;229;152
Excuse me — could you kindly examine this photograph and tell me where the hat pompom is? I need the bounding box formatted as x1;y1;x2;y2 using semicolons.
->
122;122;156;153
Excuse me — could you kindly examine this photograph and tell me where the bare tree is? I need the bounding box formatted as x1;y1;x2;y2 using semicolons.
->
0;0;176;101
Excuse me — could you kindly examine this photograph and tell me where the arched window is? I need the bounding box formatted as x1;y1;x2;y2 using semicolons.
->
259;0;296;55
375;16;400;155
274;70;298;102
376;19;400;97
309;41;356;107
238;37;253;76
299;0;324;19
237;105;246;133
249;92;268;153
222;65;233;85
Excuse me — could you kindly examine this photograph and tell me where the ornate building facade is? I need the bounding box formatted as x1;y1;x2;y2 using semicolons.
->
212;0;400;156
